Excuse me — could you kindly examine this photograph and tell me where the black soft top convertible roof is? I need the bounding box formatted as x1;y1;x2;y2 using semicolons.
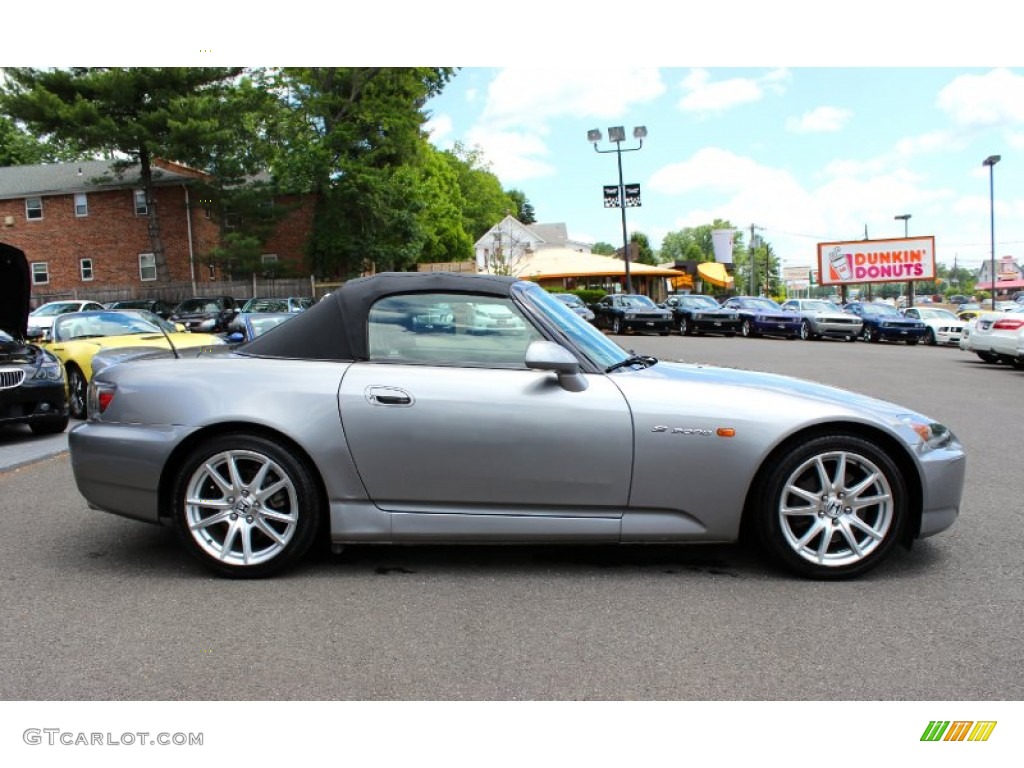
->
240;272;522;361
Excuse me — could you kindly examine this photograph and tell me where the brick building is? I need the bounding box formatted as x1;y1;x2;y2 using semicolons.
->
0;159;315;305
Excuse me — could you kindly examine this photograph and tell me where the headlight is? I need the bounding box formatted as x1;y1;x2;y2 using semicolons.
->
896;415;954;452
625;313;636;320
31;351;64;381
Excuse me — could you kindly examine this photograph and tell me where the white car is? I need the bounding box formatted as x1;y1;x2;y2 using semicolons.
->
27;299;106;339
901;307;965;347
963;305;1024;364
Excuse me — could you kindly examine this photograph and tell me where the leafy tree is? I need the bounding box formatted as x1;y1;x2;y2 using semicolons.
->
591;241;617;256
1;67;245;282
267;67;455;277
417;146;474;263
629;231;657;265
507;188;536;224
0;115;88;165
442;141;515;242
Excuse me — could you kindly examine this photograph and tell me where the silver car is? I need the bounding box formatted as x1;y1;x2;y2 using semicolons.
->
69;273;965;580
781;299;863;342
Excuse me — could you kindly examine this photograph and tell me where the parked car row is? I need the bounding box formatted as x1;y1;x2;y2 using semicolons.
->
959;304;1024;368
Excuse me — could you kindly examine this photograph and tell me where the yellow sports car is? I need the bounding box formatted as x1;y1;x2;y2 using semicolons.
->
42;309;225;418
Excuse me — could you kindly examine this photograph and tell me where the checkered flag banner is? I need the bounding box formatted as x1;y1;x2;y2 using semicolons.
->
624;184;641;207
603;186;621;208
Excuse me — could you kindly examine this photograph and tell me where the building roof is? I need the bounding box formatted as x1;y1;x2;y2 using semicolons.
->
0;159;207;200
499;248;683;280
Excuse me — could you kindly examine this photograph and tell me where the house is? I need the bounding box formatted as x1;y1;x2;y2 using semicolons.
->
0;159;314;304
474;215;592;273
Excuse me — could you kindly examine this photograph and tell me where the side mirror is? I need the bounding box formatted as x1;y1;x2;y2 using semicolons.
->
227;332;244;343
525;340;588;392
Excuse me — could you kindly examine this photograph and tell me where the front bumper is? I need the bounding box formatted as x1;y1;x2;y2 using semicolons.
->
916;442;967;539
752;318;801;336
0;378;67;426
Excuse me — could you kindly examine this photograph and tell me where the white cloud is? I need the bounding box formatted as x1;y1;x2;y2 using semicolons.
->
677;68;790;116
424;114;453;144
937;68;1024;128
479;68;666;128
786;106;852;133
464;126;555;182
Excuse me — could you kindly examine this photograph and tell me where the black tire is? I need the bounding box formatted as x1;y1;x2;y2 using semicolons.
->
925;328;937;346
800;320;815;341
752;434;907;580
741;319;756;338
977;351;999;363
67;365;88;419
611;317;623;334
861;326;876;343
30;415;69;435
172;433;322;578
677;316;690;335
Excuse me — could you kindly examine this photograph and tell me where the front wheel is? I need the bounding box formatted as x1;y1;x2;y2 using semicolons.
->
800;320;815;340
925;328;937;346
172;433;322;578
67;365;88;419
753;434;907;579
611;317;623;334
861;326;876;343
741;319;756;338
677;316;690;335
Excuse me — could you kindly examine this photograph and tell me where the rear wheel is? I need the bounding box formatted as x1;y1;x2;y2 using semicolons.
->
753;434;907;579
977;351;999;363
172;433;322;578
67;365;88;419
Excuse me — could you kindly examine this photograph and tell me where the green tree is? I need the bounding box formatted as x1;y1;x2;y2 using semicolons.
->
442;141;515;241
629;231;657;265
507;188;536;224
417;146;474;263
591;241;617;256
0;115;88;165
1;67;245;282
268;67;455;277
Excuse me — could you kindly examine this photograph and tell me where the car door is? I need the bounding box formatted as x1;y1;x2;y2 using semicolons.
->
337;292;633;541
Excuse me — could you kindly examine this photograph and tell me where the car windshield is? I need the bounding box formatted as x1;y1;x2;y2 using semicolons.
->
111;300;151;310
680;296;719;308
243;298;290;313
918;308;958;320
744;298;781;311
519;284;632;371
801;300;837;312
555;294;585;308
247;315;293;337
177;299;222;313
52;311;163;341
619;295;657;308
864;304;900;316
31;302;82;317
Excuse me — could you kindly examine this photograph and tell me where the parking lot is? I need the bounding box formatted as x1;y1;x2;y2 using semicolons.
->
0;335;1021;701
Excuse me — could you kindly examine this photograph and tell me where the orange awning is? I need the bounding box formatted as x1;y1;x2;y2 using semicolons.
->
697;261;734;288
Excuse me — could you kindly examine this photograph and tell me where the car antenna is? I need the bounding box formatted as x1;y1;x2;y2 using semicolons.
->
155;320;180;359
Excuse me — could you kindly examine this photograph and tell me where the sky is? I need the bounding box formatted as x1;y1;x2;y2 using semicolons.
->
424;66;1024;275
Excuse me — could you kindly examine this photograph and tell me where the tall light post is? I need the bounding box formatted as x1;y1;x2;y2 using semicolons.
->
895;213;912;307
983;155;1001;310
588;126;646;294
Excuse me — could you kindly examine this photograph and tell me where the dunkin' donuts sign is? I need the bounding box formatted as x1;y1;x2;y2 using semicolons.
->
816;237;936;285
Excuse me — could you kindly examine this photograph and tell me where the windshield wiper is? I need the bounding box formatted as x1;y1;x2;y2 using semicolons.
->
605;354;658;373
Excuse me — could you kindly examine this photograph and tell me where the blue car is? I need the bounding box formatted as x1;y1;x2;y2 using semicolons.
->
845;302;928;344
721;296;802;339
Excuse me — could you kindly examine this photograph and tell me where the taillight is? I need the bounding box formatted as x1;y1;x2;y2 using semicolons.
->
88;382;116;419
992;318;1024;331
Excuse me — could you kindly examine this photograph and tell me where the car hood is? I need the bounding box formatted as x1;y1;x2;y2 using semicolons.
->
613;360;938;439
0;244;30;339
0;336;44;366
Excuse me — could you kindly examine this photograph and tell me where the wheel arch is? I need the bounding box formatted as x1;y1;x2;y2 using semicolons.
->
739;421;923;548
157;421;330;529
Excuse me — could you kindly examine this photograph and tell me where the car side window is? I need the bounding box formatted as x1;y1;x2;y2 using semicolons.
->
367;293;542;369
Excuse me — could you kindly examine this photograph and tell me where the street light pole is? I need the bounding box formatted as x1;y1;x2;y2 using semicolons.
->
983;155;1001;310
589;126;647;294
895;213;912;307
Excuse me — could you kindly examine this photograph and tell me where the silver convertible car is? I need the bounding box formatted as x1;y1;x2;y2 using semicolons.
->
69;273;966;580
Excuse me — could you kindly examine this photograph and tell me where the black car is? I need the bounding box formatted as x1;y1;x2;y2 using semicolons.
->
170;296;239;333
663;294;741;336
553;293;596;323
106;298;175;319
845;301;928;344
591;294;672;335
0;244;69;434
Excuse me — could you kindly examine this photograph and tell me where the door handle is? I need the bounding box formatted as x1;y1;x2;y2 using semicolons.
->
365;386;413;407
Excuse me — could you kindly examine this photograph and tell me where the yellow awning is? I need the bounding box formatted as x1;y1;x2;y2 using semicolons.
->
697;261;734;288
